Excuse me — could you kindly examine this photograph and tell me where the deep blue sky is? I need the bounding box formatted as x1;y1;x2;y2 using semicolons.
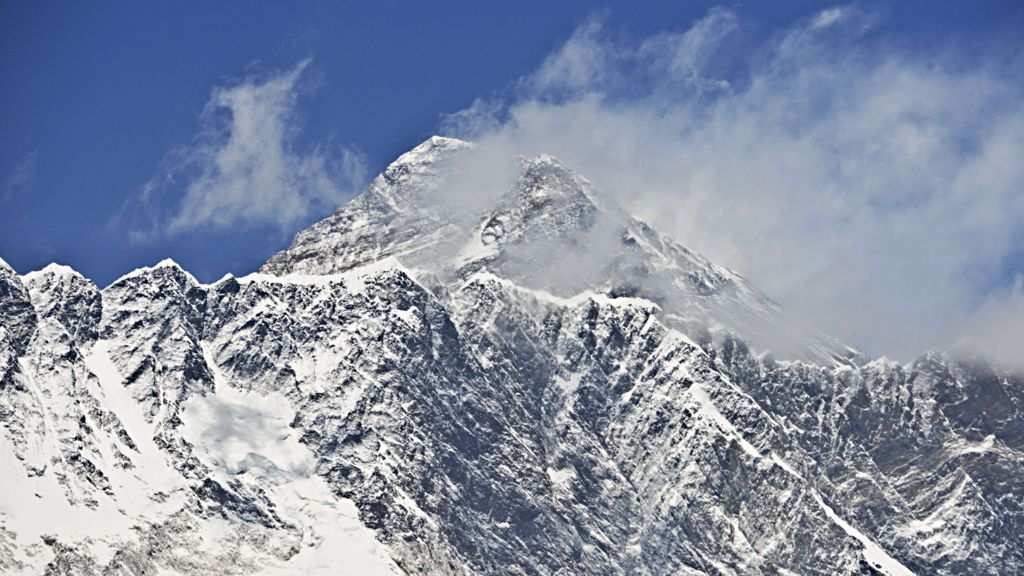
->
2;1;1022;287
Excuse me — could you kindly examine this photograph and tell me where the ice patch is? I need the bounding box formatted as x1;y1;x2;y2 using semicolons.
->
546;467;576;489
181;385;310;476
554;373;582;395
179;346;398;574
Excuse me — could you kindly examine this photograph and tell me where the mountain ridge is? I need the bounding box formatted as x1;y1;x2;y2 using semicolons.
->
0;136;1021;575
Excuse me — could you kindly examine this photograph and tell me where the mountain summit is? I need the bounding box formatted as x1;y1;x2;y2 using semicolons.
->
1;137;1021;575
264;136;858;366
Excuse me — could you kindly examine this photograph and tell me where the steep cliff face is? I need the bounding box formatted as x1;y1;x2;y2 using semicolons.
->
0;258;37;357
718;349;1024;574
0;137;1020;575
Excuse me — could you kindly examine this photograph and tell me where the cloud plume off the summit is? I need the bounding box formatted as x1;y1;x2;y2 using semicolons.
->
441;6;1024;363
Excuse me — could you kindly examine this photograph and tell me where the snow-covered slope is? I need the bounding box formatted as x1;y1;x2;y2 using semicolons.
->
0;137;1020;575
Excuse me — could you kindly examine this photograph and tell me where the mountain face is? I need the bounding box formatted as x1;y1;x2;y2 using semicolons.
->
1;137;1021;575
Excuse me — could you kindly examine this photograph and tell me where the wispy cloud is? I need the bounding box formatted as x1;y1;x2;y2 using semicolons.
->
122;58;366;238
526;16;612;97
442;6;1024;361
4;150;37;203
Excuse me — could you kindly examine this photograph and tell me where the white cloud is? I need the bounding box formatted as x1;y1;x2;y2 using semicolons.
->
442;7;1024;362
4;150;37;203
956;275;1024;367
135;59;366;235
526;17;611;96
638;7;737;94
810;7;850;30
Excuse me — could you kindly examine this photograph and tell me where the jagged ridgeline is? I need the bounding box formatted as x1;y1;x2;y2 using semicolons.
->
1;137;1021;575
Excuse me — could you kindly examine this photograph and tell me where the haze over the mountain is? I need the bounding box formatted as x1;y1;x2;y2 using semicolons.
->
1;137;1021;575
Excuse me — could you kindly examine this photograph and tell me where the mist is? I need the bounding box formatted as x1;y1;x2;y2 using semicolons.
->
439;6;1024;363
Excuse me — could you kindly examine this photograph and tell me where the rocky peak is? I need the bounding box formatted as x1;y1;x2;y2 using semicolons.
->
260;137;858;364
100;258;212;423
23;263;102;347
369;135;472;210
0;257;37;356
479;154;601;250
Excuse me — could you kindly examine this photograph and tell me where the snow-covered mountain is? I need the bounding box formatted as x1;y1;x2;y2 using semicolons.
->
1;136;1021;575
